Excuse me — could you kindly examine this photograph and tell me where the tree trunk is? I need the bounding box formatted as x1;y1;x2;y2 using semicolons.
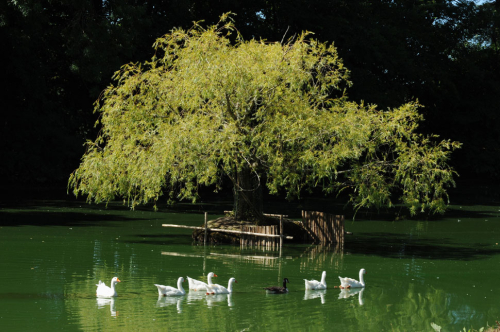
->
233;165;263;223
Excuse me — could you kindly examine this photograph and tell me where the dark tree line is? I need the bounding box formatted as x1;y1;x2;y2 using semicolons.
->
1;0;499;187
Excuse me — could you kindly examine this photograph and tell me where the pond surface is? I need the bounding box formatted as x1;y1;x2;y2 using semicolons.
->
1;201;499;331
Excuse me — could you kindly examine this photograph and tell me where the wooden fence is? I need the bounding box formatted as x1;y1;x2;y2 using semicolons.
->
162;213;292;247
240;225;280;248
301;211;344;244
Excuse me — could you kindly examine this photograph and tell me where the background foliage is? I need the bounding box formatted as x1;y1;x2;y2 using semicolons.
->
2;0;499;194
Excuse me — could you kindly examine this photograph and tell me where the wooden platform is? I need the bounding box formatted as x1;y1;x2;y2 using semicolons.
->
162;211;345;247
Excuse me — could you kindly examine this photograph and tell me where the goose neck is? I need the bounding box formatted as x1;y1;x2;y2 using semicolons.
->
359;270;365;286
228;278;236;293
178;278;185;291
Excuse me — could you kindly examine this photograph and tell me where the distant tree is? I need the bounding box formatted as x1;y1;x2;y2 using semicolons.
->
69;15;460;221
478;0;500;50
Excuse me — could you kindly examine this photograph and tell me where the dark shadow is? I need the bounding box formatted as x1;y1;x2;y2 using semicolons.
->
0;198;233;217
124;234;193;246
446;178;500;207
345;232;500;261
431;206;498;220
344;205;498;223
0;199;233;228
0;210;146;227
1;199;123;211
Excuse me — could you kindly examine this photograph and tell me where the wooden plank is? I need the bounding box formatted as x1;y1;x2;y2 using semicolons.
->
279;215;283;248
341;215;345;243
204;212;208;245
263;213;289;218
223;211;289;218
162;224;202;229
162;224;293;239
274;227;279;247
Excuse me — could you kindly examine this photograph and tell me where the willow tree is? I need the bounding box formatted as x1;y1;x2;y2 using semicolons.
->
69;14;460;221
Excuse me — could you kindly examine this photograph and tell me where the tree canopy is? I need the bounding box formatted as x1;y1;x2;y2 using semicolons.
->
69;15;460;220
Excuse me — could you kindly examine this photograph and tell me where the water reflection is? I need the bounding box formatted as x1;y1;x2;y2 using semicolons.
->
338;288;364;306
96;297;117;317
304;289;326;304
186;290;206;303
156;295;184;313
205;293;233;307
161;251;284;268
298;244;344;273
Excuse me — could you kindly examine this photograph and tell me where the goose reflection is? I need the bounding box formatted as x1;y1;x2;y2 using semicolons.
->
96;297;117;317
338;288;364;305
186;290;206;304
205;293;233;307
156;295;184;313
304;289;326;304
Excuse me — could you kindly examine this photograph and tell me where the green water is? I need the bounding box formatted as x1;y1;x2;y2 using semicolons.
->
1;201;499;331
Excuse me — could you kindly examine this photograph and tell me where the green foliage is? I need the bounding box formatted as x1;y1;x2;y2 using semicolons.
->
69;14;460;215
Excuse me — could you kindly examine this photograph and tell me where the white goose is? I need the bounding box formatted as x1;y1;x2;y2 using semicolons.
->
155;277;186;296
304;271;327;290
338;268;366;289
187;272;217;291
206;277;237;295
96;277;121;297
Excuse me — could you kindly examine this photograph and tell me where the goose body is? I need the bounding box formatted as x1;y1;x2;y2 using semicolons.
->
338;268;366;289
187;272;217;291
304;271;327;290
155;277;186;296
206;277;237;295
96;277;121;297
265;278;289;294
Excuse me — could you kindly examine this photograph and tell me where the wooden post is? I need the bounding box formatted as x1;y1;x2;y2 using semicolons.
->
279;215;283;248
204;212;208;245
